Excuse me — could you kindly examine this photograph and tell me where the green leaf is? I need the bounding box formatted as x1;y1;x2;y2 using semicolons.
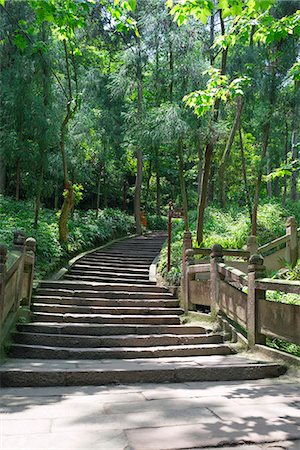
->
0;0;5;6
13;34;27;50
128;0;136;11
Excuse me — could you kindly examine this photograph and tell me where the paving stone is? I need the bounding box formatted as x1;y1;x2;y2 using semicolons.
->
125;418;300;450
1;430;128;450
0;418;51;435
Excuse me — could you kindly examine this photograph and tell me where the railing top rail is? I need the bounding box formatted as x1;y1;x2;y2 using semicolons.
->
188;264;210;274
258;234;289;254
217;262;248;286
186;248;250;259
256;278;300;295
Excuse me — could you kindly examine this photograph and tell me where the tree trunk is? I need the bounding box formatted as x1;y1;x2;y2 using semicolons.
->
282;121;289;207
155;147;161;216
96;167;101;218
219;96;243;208
15;158;20;201
0;156;6;195
178;139;189;231
197;142;203;197
266;153;272;197
196;11;228;244
144;160;152;211
59;182;75;243
252;121;270;235
291;80;299;201
58;39;78;243
239;127;252;221
251;60;277;236
134;35;143;235
134;149;143;234
33;166;44;229
123;180;127;211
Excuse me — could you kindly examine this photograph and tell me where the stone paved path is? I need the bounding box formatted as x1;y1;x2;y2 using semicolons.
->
1;378;299;449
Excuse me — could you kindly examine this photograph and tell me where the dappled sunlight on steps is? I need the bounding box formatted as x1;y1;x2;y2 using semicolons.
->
0;232;286;387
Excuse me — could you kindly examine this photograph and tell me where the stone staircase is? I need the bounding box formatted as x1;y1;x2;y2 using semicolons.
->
0;233;286;387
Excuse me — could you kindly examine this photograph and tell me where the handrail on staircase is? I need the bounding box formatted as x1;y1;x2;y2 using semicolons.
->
0;231;36;353
182;241;300;350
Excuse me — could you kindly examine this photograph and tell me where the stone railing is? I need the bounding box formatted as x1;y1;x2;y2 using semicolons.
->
183;243;300;349
248;216;300;271
0;231;36;352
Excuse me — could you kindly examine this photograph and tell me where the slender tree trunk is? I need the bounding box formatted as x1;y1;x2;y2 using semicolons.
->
134;149;143;234
58;39;78;243
197;142;203;197
178;139;189;231
96;166;101;218
33;166;44;229
103;164;108;207
144;161;152;211
266;153;272;197
123;180;127;211
219;96;243;208
251;63;277;235
134;35;143;235
0;156;6;195
282;121;289;207
155;147;161;216
15;158;20;201
34;23;49;229
196;46;228;242
291;80;299;201
252;121;271;235
239;127;252;222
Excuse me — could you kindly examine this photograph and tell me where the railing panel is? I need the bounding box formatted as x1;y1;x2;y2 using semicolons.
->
263;247;287;272
219;280;247;328
189;280;211;306
258;235;288;254
258;299;300;345
2;270;18;322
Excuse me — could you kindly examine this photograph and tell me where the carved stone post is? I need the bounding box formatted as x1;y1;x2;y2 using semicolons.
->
13;230;26;311
182;230;193;311
24;237;36;308
210;244;224;320
0;244;8;325
247;254;266;349
246;235;258;256
13;230;26;251
183;248;195;312
286;216;298;267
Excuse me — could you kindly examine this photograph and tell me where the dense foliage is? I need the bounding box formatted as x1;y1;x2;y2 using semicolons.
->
159;200;300;286
0;196;135;278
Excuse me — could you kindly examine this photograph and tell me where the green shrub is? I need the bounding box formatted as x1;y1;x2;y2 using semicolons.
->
147;214;168;231
158;201;300;285
0;196;135;279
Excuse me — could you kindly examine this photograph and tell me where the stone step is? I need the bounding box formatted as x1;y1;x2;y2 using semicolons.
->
12;332;223;348
69;268;150;277
63;275;153;284
39;281;170;293
9;343;234;359
73;261;151;270
32;303;184;316
32;312;181;325
31;296;180;308
0;357;286;387
17;323;208;336
83;254;155;262
36;289;173;300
